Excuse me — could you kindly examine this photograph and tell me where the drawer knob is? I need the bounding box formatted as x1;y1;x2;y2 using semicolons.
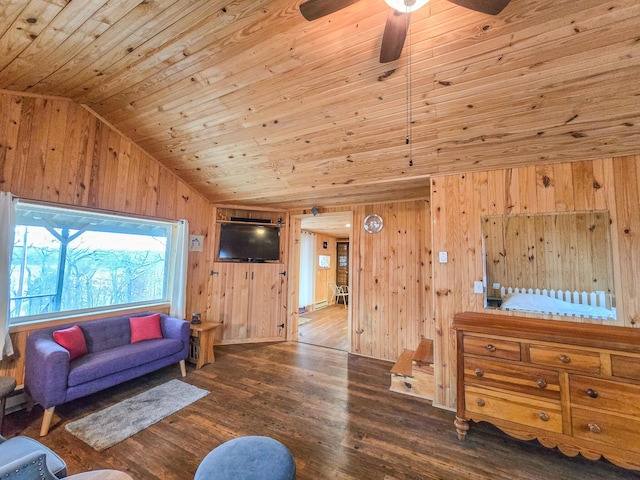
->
536;379;548;389
486;344;496;352
588;423;602;434
538;412;550;422
558;354;571;364
475;368;484;377
585;388;599;399
476;398;485;407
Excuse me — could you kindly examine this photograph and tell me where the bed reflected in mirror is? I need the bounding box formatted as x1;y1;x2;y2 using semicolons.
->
481;210;616;320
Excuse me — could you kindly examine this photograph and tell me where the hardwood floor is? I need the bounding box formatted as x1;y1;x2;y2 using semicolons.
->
298;304;349;351
5;342;640;480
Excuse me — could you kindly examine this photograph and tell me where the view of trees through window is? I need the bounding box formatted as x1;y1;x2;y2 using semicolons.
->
9;204;172;323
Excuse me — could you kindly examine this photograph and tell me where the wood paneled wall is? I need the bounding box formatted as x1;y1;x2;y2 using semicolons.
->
431;156;640;410
0;91;216;384
352;201;433;360
313;233;337;307
318;201;433;360
290;200;433;362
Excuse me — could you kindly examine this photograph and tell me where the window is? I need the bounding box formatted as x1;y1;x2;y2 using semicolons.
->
10;202;176;325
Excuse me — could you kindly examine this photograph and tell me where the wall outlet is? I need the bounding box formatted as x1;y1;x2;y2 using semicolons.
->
474;281;484;294
438;251;448;263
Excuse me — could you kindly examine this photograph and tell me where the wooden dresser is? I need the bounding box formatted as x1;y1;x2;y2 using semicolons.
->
453;312;640;471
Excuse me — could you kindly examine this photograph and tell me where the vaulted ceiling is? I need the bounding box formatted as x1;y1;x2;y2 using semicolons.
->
1;0;639;209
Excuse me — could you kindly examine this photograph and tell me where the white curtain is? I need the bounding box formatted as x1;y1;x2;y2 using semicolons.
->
299;231;316;308
169;219;189;319
0;192;16;360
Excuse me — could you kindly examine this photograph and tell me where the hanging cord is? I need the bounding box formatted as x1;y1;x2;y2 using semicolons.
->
405;9;413;167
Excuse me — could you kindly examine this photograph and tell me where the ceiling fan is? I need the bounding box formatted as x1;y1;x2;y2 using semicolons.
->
299;0;511;63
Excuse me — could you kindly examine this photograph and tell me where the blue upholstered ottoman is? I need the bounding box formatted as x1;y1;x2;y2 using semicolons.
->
195;436;296;480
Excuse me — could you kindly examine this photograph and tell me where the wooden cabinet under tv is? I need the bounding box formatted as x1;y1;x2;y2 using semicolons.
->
209;262;286;343
453;312;640;471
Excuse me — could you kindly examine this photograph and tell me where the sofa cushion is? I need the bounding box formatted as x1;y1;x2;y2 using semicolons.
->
67;338;183;387
81;316;133;353
130;313;162;343
53;325;88;361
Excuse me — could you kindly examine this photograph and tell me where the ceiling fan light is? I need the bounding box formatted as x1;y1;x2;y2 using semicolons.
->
384;0;429;13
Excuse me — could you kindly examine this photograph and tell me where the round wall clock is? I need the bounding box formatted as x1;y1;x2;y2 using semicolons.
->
363;214;383;234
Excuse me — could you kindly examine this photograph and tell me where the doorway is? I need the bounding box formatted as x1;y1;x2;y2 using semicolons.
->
290;212;352;352
297;304;348;350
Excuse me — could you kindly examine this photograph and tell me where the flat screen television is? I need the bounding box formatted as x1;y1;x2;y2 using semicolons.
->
218;223;280;262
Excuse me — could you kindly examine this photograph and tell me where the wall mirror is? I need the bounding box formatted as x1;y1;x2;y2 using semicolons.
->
482;210;616;319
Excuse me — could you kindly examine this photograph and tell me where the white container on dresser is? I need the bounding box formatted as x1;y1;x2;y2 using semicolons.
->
453;312;640;471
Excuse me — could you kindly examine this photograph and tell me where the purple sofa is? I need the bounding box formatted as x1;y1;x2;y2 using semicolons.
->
25;312;190;436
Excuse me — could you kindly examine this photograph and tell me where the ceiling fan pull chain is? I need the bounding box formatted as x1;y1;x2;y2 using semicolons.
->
405;10;410;146
406;8;413;166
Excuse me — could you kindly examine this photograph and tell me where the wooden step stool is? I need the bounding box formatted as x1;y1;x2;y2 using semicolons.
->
389;338;435;400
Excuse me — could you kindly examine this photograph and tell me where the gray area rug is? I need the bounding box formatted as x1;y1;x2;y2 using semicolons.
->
299;316;312;326
65;379;209;451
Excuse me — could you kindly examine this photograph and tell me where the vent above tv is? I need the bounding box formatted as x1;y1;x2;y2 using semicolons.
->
230;216;271;224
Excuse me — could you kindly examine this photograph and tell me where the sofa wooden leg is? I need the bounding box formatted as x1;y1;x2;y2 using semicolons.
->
179;359;186;377
40;407;55;437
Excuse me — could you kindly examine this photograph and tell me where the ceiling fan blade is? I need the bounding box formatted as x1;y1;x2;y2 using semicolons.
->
300;0;362;21
379;10;409;63
447;0;511;15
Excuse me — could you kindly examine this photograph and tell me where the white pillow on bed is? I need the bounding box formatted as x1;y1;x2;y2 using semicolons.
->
501;292;615;319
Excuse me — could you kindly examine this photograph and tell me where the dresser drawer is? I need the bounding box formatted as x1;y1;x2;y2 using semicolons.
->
463;336;521;361
569;375;640;416
572;407;640;451
529;345;600;373
611;355;640;381
465;386;562;433
464;357;560;400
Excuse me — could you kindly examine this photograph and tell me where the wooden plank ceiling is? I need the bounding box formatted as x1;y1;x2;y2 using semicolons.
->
0;0;639;209
301;211;352;237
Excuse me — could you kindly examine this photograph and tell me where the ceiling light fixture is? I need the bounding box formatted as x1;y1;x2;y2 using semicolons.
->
384;0;429;13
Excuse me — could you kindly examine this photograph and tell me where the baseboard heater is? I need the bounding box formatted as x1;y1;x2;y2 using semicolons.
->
314;300;329;310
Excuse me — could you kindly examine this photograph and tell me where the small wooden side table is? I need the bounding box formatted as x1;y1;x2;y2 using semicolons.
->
189;322;221;369
0;376;16;435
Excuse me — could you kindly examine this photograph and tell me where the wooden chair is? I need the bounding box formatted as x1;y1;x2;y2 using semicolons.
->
329;283;349;308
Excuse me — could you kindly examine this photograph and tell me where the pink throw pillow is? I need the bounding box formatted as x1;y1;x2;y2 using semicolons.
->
130;313;163;343
53;325;88;361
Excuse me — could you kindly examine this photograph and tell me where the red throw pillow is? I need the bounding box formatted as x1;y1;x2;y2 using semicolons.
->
53;325;88;361
130;313;163;343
